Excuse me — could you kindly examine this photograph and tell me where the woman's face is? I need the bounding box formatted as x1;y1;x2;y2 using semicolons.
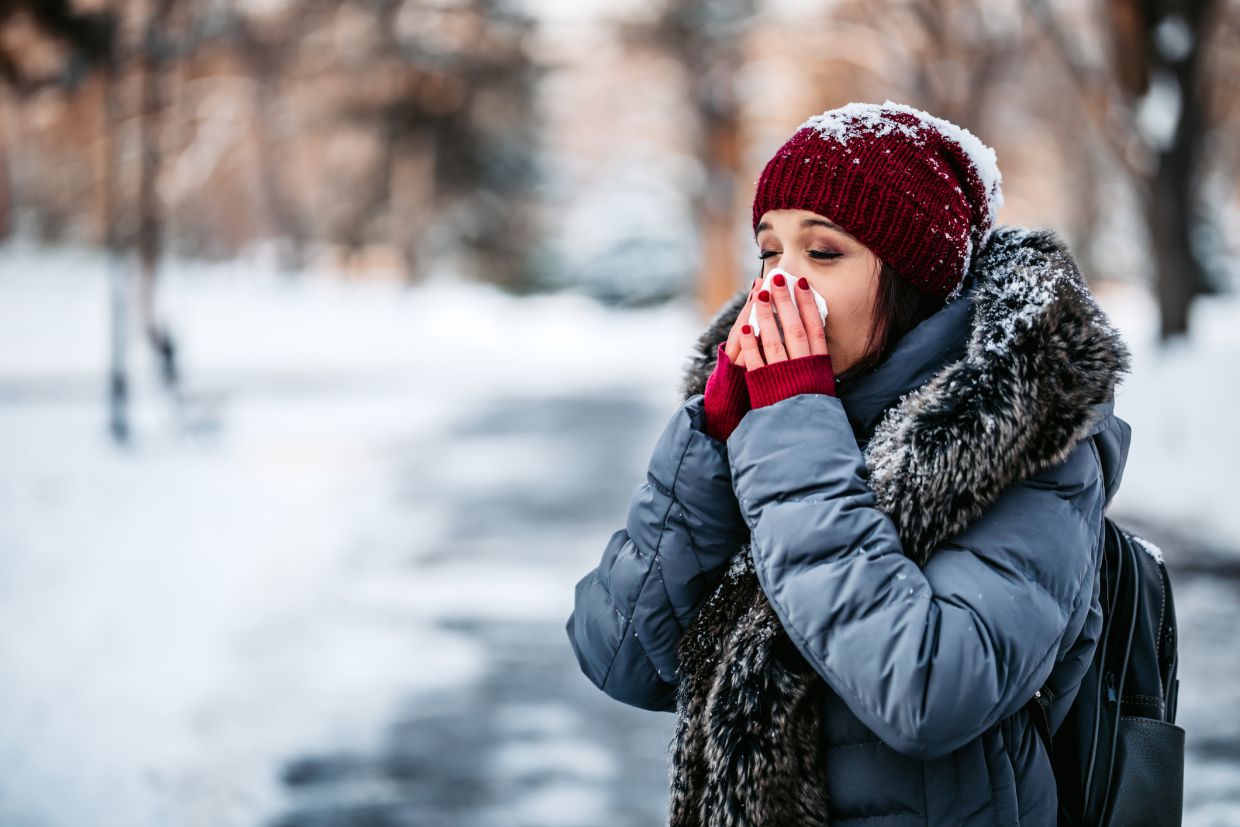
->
755;208;882;375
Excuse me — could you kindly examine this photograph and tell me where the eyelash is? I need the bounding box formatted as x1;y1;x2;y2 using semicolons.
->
758;250;843;261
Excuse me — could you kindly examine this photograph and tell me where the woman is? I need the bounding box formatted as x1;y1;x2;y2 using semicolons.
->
565;101;1133;825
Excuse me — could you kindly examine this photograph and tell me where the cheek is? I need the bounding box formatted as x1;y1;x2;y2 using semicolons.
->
838;262;879;315
814;283;866;331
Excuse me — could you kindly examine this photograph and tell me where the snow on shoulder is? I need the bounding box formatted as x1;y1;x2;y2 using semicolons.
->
798;100;1005;229
1131;533;1166;566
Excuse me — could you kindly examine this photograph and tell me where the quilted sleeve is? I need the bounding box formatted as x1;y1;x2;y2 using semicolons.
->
726;393;1105;759
565;393;750;711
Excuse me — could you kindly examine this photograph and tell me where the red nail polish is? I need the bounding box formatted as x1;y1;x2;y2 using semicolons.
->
758;289;770;302
772;273;785;287
741;324;752;335
798;277;809;290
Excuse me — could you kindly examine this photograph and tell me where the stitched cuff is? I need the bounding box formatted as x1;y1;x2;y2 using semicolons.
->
745;352;836;408
703;342;750;442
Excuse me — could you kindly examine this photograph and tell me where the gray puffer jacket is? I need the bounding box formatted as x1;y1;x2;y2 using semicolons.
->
565;226;1134;825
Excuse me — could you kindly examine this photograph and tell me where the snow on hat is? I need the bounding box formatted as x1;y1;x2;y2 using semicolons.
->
751;100;1004;301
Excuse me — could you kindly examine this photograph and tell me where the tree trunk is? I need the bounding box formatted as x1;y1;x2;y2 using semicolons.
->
241;37;307;274
698;111;745;318
1145;0;1218;340
0;87;12;241
136;0;178;390
99;63;129;444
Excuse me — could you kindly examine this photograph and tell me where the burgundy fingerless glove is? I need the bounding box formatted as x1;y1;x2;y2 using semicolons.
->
703;342;750;443
745;351;836;408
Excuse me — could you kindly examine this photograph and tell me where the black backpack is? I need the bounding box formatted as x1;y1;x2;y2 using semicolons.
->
1027;517;1184;826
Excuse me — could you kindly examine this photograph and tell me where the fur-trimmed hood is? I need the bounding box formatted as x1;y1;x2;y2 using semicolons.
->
676;225;1133;563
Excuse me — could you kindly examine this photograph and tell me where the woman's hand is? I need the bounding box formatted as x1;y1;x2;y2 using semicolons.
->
701;277;764;442
723;276;765;368
739;273;829;368
737;272;836;405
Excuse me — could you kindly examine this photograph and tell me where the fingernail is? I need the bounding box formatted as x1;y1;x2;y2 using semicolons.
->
772;273;785;287
741;324;752;335
758;289;770;302
798;277;809;290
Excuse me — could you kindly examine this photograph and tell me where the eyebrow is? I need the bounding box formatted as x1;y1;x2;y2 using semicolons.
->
754;217;854;240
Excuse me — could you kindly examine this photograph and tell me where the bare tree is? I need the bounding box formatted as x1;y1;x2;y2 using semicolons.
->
0;0;135;441
1026;0;1231;339
136;0;180;397
615;0;758;316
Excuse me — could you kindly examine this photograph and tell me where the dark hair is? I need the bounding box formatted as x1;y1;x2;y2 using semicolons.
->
832;261;948;387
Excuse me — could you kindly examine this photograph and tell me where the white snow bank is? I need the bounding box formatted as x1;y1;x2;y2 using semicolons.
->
1096;278;1240;551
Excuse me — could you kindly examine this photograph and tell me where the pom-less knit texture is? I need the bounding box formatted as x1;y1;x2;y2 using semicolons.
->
704;343;837;441
746;352;836;407
752;101;1004;301
702;343;750;442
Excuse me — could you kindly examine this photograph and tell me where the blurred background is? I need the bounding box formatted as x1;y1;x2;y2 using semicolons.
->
1;0;1237;825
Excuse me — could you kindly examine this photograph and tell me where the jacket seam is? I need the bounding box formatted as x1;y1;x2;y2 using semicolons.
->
608;590;677;701
824;738;882;748
645;471;674;499
832;811;924;823
654;554;688;635
681;529;709;583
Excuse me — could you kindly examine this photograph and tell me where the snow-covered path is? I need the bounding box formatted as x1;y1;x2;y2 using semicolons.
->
0;243;691;826
1;243;1237;825
269;389;677;827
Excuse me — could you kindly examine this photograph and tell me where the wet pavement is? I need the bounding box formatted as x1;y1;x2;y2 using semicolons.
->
267;389;1240;827
269;388;679;827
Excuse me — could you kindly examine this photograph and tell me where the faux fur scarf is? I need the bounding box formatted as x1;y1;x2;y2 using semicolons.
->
666;226;1133;827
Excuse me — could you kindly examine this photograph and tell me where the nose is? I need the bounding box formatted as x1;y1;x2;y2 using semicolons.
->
769;254;806;280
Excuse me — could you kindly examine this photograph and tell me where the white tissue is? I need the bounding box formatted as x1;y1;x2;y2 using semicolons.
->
749;267;829;337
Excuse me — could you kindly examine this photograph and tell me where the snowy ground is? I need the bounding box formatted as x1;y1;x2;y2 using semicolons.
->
1;241;1237;826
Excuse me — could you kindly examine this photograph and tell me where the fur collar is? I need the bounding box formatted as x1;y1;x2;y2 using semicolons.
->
677;225;1132;563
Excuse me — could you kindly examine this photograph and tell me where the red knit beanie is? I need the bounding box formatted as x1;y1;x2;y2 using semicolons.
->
751;100;1004;301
